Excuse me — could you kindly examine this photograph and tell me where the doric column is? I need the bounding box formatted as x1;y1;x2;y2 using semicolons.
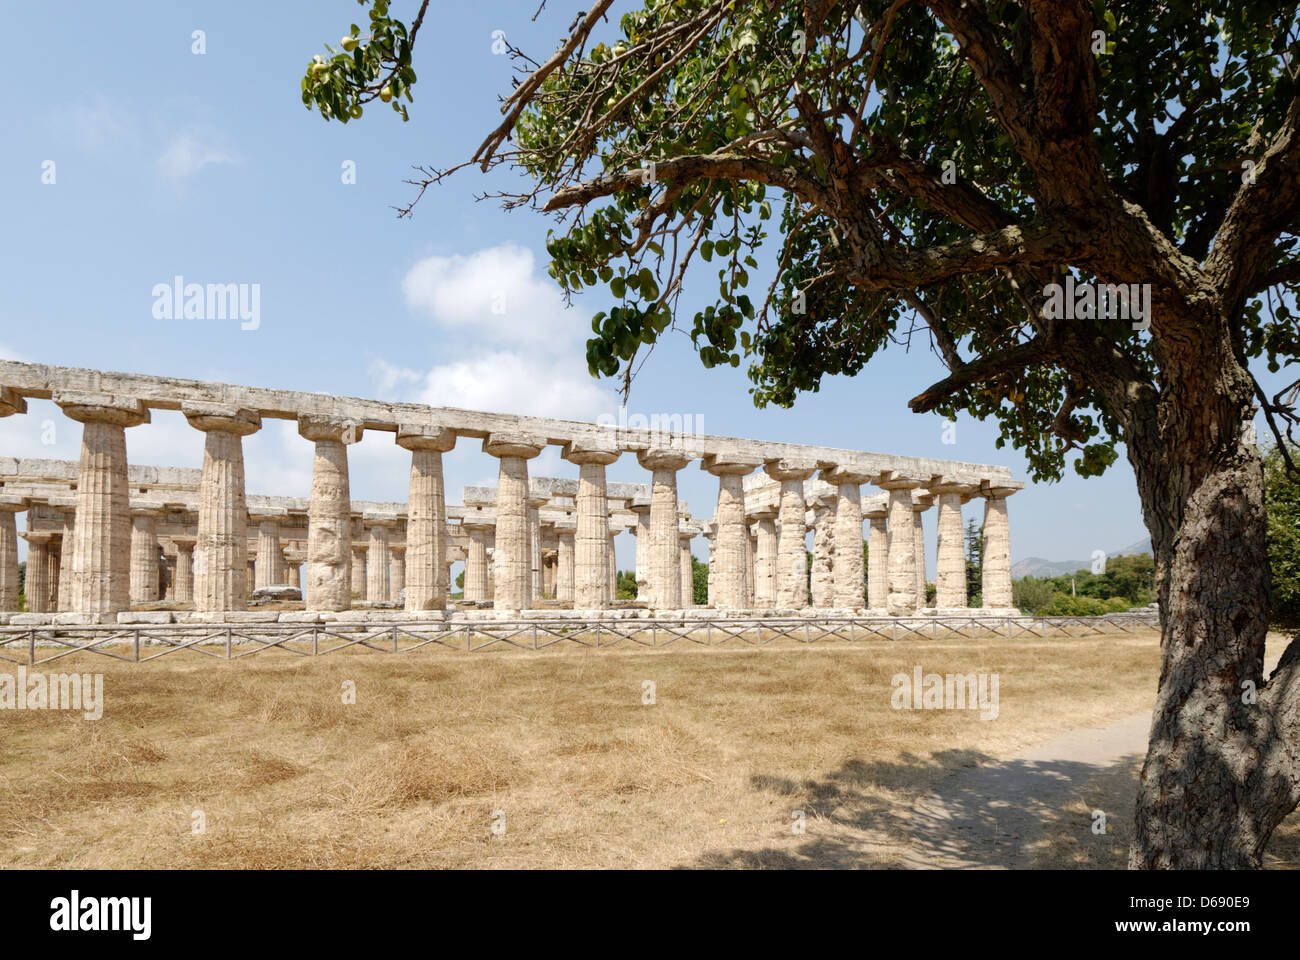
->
555;519;575;603
630;497;651;598
366;517;393;603
350;538;368;599
981;485;1018;611
822;467;871;609
23;532;54;612
172;535;196;603
745;526;756;603
702;455;760;610
299;415;363;612
57;393;150;614
543;548;557;598
810;494;836;608
396;424;456;612
282;546;305;593
678;529;695;607
463;520;491;602
702;523;716;605
752;508;778;608
129;507;164;604
56;511;76;611
527;494;547;601
562;440;620;610
251;510;286;589
636;449;693;610
877;474;923;616
389;544;406;602
0;499;22;611
864;504;889;610
183;403;260;614
912;494;932;609
608;531;618;602
48;543;62;611
485;433;546;611
930;481;974;610
766;460;817;609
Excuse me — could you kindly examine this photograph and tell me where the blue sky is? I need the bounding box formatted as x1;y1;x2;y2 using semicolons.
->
2;1;1287;575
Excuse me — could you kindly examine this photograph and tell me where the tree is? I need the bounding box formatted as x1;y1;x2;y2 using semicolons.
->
303;1;1300;869
963;517;983;605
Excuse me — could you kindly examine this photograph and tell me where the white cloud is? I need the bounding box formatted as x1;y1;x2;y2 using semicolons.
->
157;132;236;181
53;96;130;150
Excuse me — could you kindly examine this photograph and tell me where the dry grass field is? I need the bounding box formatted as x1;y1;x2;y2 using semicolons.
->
1;628;1296;868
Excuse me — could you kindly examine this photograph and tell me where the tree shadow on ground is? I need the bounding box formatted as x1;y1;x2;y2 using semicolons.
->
687;749;1141;869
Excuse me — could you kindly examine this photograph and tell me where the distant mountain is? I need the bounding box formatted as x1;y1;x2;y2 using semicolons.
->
1012;537;1152;579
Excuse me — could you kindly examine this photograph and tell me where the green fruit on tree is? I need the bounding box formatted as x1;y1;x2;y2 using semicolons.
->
379;85;393;102
349;104;363;118
341;36;358;52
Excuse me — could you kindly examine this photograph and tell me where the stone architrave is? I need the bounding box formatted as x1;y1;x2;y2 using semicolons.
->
298;414;363;612
562;439;620;610
637;448;694;609
485;433;546;611
56;392;150;614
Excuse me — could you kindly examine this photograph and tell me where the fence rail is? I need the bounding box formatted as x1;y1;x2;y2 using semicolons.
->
0;611;1162;666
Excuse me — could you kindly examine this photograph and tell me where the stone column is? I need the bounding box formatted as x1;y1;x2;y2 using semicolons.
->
463;521;491;602
350;539;368;599
555;520;575;603
637;449;693;610
282;547;305;593
56;511;76;611
563;440;619;610
766;460;817;609
542;549;557;598
864;505;889;610
181;403;260;614
366;518;393;603
299;415;363;612
928;482;972;610
981;486;1018;611
129;508;163;604
527;495;547;602
0;500;22;611
485;433;545;611
822;467;871;609
397;424;456;612
678;530;695;607
608;531;618;602
877;475;923;616
56;394;151;614
752;508;778;608
389;544;406;602
630;498;651;598
810;494;836;608
702;524;716;606
252;512;286;589
172;535;196;603
745;527;756;604
912;495;931;609
22;532;52;612
703;456;760;610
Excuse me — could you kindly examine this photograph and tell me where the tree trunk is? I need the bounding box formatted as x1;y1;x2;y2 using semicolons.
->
1127;340;1300;867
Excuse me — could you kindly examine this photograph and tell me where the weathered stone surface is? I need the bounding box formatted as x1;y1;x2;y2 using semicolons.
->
931;482;974;610
865;506;889;610
767;461;815;609
981;487;1017;610
565;443;618;610
300;416;361;612
878;476;923;616
251;584;303;601
823;469;871;609
0;500;21;611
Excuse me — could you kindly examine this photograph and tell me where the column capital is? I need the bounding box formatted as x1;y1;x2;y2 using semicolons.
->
130;505;166;519
21;530;56;544
637;447;695;471
820;465;873;486
874;472;926;491
396;423;457;452
979;482;1023;499
172;534;197;549
388;543;406;555
749;505;779;521
249;506;289;522
702;453;762;476
54;391;150;427
562;438;620;465
484;432;545;459
0;387;27;417
298;414;363;444
863;503;890;520
929;479;979;498
0;496;25;514
764;458;819;482
183;402;261;436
